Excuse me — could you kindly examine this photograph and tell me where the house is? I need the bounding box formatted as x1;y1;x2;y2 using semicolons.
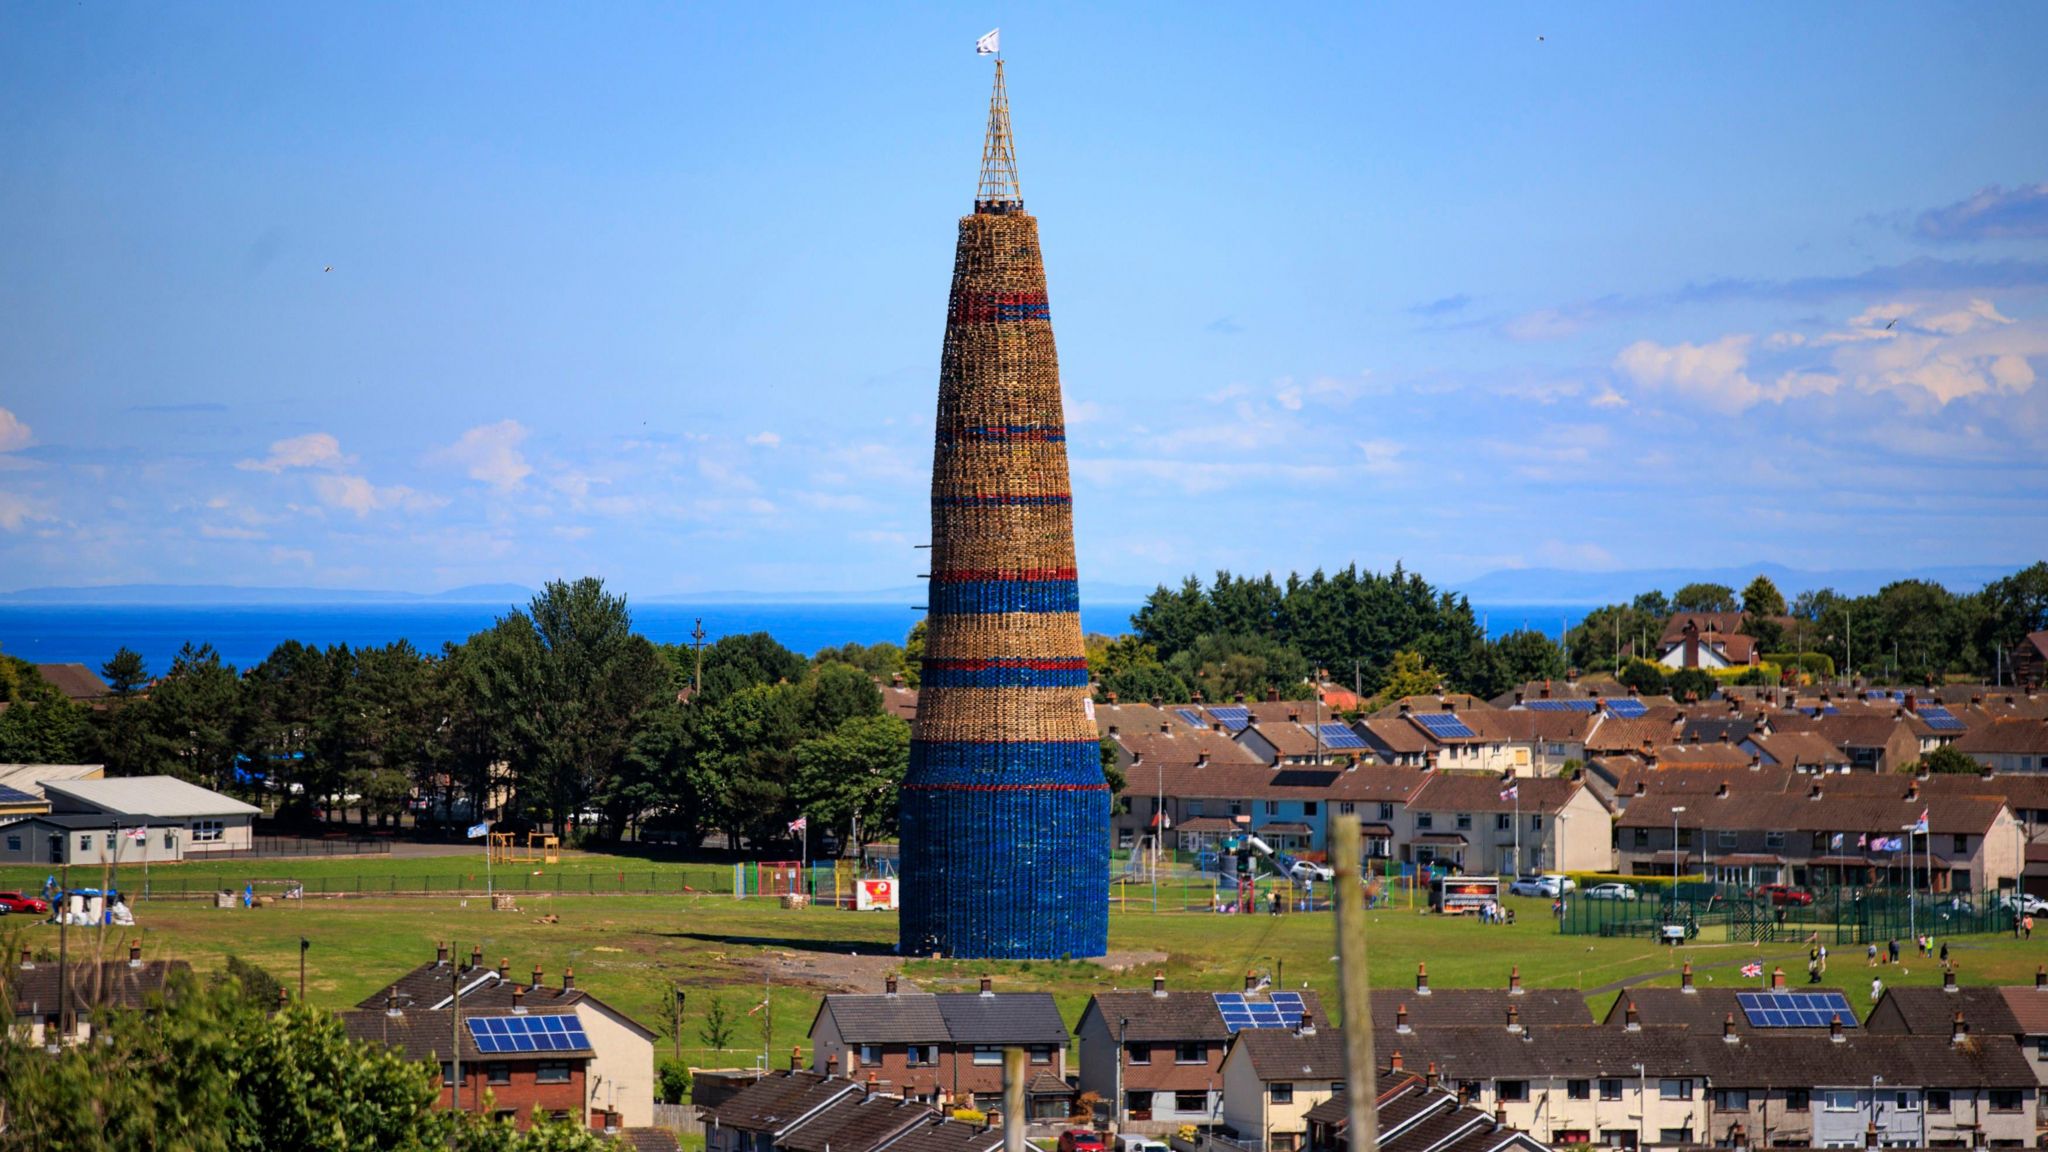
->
1398;773;1613;877
1743;730;1852;773
1075;973;1321;1131
1218;1020;1348;1152
1601;966;1847;1034
1954;719;2048;775
2012;633;2048;692
0;775;259;865
706;1070;863;1152
705;1071;1002;1152
4;941;190;1047
31;663;111;704
1305;1071;1554;1152
1658;615;1764;670
342;993;595;1130
1379;965;1594;1029
358;943;658;1127
807;976;1072;1115
1613;781;2020;891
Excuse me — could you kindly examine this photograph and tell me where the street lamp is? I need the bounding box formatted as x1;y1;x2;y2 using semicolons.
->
1671;807;1687;880
299;937;310;1002
1117;1016;1130;1128
1632;1062;1647;1150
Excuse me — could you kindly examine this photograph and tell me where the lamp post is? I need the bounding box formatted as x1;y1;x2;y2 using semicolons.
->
1871;1074;1883;1138
1632;1062;1647;1150
298;936;310;1001
1117;1016;1129;1129
1672;806;1687;879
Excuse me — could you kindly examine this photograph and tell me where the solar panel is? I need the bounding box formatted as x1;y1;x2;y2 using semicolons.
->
1317;723;1365;749
1605;698;1648;718
1916;707;1965;732
1736;992;1854;1029
1413;712;1476;739
0;784;38;804
1207;707;1250;732
1214;993;1246;1006
1175;708;1207;728
1527;699;1597;713
1214;992;1307;1033
467;1014;591;1054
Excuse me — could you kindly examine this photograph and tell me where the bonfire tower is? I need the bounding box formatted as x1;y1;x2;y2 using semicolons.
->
897;59;1110;960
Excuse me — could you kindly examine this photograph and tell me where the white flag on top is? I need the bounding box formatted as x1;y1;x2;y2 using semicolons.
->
467;821;491;839
976;28;1000;56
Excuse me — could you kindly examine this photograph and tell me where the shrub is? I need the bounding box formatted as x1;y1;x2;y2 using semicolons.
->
657;1060;693;1105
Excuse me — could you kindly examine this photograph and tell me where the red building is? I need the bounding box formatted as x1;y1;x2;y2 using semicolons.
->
342;990;593;1129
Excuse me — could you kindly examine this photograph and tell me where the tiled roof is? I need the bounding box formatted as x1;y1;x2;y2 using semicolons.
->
779;1093;936;1152
1649;743;1755;770
816;993;951;1044
1867;986;2023;1036
1359;718;1435;756
1231;1024;1349;1080
708;1070;861;1134
1309;1075;1546;1152
878;1118;1005;1152
31;663;110;701
1409;774;1583;815
1584;717;1679;754
1326;765;1431;803
1695;1030;2035;1089
1374;1024;1695;1078
1081;987;1323;1043
611;1130;684;1152
1604;986;1848;1033
1614;788;2006;835
932;991;1069;1046
1954;719;2048;756
1375;987;1593;1029
1996;986;2048;1035
4;958;192;1017
1748;731;1851;768
42;775;260;818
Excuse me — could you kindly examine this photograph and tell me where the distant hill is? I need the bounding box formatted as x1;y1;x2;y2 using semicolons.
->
1454;562;2018;608
0;583;534;605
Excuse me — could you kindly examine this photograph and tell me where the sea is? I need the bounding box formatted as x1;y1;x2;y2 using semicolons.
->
0;602;1588;673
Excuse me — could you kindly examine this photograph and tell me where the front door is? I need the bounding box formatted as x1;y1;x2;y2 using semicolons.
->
47;833;63;863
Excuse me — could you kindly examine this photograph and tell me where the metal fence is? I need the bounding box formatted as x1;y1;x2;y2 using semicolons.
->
1559;883;2020;945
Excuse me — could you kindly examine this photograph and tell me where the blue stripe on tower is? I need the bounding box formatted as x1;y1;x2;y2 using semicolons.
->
928;578;1080;615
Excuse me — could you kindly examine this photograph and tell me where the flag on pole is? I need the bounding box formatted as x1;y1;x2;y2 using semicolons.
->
1741;961;1764;979
1856;833;1868;848
788;816;808;835
1913;808;1929;834
466;821;491;839
1499;783;1519;802
975;28;1000;55
126;826;148;842
1830;832;1843;849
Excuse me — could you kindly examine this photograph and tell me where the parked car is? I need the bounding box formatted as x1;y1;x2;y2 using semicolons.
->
1999;892;2048;916
1750;884;1814;907
1059;1131;1106;1152
1508;874;1572;898
1117;1139;1170;1152
0;891;49;915
1286;859;1335;883
1583;882;1638;901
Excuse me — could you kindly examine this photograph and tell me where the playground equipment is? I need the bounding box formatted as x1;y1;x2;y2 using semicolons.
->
488;832;560;865
1221;835;1332;884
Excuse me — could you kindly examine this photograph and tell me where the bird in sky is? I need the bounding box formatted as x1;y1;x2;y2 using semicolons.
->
323;265;333;273
1537;35;1546;42
1884;318;1897;330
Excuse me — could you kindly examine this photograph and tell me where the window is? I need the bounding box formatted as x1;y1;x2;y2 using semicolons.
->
1029;1045;1054;1064
1304;803;1318;817
1498;1081;1529;1102
1188;800;1204;816
858;1043;881;1065
1264;802;1279;816
973;1046;1002;1065
1765;831;1785;849
1927;1090;1951;1111
1716;1089;1749;1111
4;835;18;852
1417;813;1434;830
191;820;224;843
536;1061;571;1084
486;1063;511;1085
1567;1080;1590;1100
1600;1130;1637;1150
1497;814;1512;831
1174;1091;1208;1113
1634;829;1650;848
1531;814;1543;830
1553;1132;1591;1148
440;1062;459;1086
909;1045;938;1067
1379;803;1394;821
1338;802;1355;815
1892;1092;1918;1111
1785;1089;1811;1112
79;835;92;852
1954;834;1969;854
1677;828;1694;847
1456;813;1472;830
1659;1130;1695;1146
1660;1079;1693;1101
1989;1090;2022;1112
493;1110;517;1123
1125;1044;1150;1065
1228;800;1243;816
1175;1042;1203;1064
1271;1083;1294;1104
1823;1090;1859;1112
1124;1091;1151;1119
1599;1079;1624;1102
1272;1136;1299;1152
1329;1083;1344;1095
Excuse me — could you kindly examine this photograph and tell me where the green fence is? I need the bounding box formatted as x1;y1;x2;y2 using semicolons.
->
1560;884;2019;945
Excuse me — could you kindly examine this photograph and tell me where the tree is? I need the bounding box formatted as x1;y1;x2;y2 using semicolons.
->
1099;736;1127;814
1378;650;1441;702
141;642;242;790
1920;744;1983;775
810;640;909;685
699;995;737;1051
101;647;150;698
902;618;927;688
1740;575;1788;617
1667;668;1718;702
1492;630;1568;686
791;713;911;852
1671;583;1738;613
801;661;883;733
1617;659;1668;697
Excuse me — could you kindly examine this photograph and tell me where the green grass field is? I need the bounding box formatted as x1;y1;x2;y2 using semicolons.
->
9;851;2046;1072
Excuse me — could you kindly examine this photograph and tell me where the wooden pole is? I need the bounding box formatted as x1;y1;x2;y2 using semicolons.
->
1002;1047;1026;1152
1332;817;1379;1152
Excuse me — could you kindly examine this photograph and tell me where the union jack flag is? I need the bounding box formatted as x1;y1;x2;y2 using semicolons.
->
1741;962;1764;979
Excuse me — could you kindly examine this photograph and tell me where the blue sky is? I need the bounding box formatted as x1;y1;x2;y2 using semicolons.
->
2;3;2046;597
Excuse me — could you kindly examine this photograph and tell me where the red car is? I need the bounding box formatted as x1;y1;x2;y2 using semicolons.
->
1750;884;1814;907
1058;1131;1106;1152
0;891;49;915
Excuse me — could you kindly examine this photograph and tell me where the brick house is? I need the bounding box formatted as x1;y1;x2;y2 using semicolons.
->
1955;719;2048;775
340;995;592;1129
706;1070;1004;1152
808;976;1071;1114
1219;1022;1348;1152
4;942;189;1047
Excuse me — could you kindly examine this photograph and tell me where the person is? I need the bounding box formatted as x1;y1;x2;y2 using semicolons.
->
1940;941;1950;964
1888;937;1900;964
1269;890;1282;917
1807;949;1821;984
1819;945;1828;975
1871;975;1883;1001
2026;914;2035;941
1867;942;1879;966
1505;907;1517;926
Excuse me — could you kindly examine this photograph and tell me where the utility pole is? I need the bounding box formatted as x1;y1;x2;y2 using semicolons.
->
451;949;462;1113
692;618;707;696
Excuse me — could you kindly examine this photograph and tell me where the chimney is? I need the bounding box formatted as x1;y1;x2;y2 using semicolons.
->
562;967;575;994
1716;783;1729;798
1153;972;1167;997
1494;1102;1507;1127
532;965;543;990
1732;1123;1749;1149
1723;1012;1738;1043
1286;709;1300;723
1296;1012;1315;1037
1749;754;1761;771
1192;690;1204;703
603;1108;620;1135
1624;1001;1640;1032
1267;687;1280;703
886;973;899;997
1907;781;1919;801
979;974;993;997
1396;1003;1411;1034
891;672;904;688
1108;724;1119;736
866;1071;879;1097
1865;1121;1879;1150
1509;965;1524;995
436;941;449;966
469;944;483;969
1809;784;1823;801
2036;964;2045;990
512;985;527;1013
827;1054;838;1077
1635;781;1648;796
791;1046;803;1071
386;991;402;1018
1514;692;1524;707
1245;971;1259;993
278;986;290;1010
1389;1049;1404;1073
1719;731;1731;744
1196;752;1210;768
128;940;142;968
498;957;510;978
1444;699;1458;715
1416;963;1432;996
1107;691;1118;704
1399;702;1412;717
18;946;30;970
1944;967;1957;993
1682;961;1696;993
1830;1014;1844;1042
1772;967;1787;989
1159;722;1170;734
1952;1011;1969;1044
1506;1004;1522;1033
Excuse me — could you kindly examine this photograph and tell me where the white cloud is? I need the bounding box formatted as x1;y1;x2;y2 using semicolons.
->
237;432;349;473
0;490;39;531
1919;298;2011;337
441;420;532;490
1589;387;1628;409
0;407;32;453
745;431;782;448
1614;336;1837;414
199;524;266;540
310;474;444;517
1357;438;1404;475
